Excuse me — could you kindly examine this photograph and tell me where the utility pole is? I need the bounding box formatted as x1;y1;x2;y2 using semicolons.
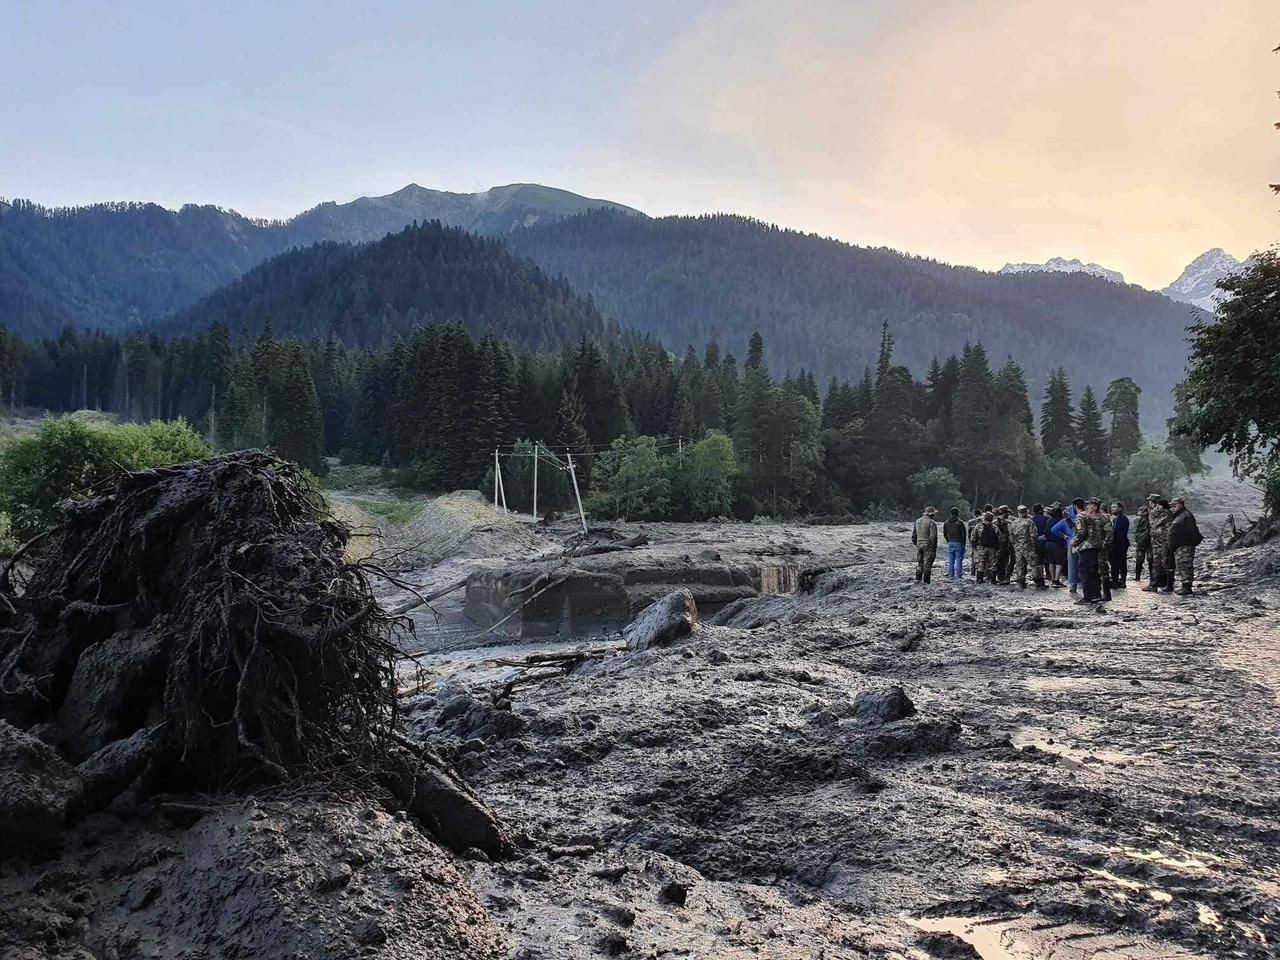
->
566;451;588;535
494;449;500;510
532;443;539;521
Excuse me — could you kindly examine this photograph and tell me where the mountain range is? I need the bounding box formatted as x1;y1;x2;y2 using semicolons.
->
0;184;636;336
999;257;1125;284
0;181;1240;422
1160;247;1246;312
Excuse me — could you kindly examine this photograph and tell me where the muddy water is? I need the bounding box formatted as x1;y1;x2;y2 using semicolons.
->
395;519;1280;958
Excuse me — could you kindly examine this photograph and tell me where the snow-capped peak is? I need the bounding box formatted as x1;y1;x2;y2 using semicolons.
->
998;257;1125;284
1161;248;1244;312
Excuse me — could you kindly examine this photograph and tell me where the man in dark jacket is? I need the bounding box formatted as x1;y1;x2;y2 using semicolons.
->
911;506;939;583
1030;503;1051;588
1108;501;1130;589
943;507;968;579
1168;496;1203;595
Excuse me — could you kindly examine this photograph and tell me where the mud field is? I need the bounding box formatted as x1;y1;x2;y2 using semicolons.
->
400;513;1280;959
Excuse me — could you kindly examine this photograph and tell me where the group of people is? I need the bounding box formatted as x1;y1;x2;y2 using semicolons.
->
910;493;1204;603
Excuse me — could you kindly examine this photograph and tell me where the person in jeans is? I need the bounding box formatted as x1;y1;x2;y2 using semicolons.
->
1066;497;1085;595
942;507;968;579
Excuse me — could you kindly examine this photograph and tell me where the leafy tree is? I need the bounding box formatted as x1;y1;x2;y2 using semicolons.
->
1114;443;1187;507
0;415;210;537
1181;250;1280;510
586;436;670;520
1027;454;1106;507
668;430;739;519
907;467;967;515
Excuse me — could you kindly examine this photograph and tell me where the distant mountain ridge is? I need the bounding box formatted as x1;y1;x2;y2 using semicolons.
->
1161;247;1245;312
999;257;1125;284
508;210;1204;422
0;184;640;336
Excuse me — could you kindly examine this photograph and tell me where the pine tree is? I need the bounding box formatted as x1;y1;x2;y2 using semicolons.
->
671;378;700;441
995;359;1034;430
269;339;325;471
1039;367;1075;456
1075;385;1108;476
874;321;894;392
1102;376;1142;474
745;332;765;371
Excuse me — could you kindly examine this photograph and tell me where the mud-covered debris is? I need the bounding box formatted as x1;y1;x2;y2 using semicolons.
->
0;719;83;858
853;686;917;723
659;880;689;906
625;588;700;651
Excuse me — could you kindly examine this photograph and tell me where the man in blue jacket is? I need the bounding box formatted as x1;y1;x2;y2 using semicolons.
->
1108;501;1130;589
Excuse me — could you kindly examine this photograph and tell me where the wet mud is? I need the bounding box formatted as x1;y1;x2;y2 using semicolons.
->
405;519;1280;958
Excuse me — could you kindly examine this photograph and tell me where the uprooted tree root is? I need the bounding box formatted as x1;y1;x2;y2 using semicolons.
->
0;452;509;856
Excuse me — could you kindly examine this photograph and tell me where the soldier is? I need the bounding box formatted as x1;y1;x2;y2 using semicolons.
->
1072;499;1108;603
1142;495;1173;593
1094;498;1114;602
1008;505;1037;589
1133;504;1152;583
1168;496;1203;596
969;505;991;578
911;506;939;583
974;510;1001;583
994;505;1012;585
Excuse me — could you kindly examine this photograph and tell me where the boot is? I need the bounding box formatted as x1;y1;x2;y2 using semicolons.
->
1176;582;1193;596
923;571;931;584
914;571;922;582
1102;584;1112;601
977;576;986;584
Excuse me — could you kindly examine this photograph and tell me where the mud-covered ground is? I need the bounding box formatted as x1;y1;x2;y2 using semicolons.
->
405;516;1280;959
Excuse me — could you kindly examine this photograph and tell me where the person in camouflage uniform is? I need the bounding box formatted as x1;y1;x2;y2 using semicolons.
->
1133;505;1152;583
1008;505;1037;589
994;505;1013;585
1168;496;1203;595
973;510;1000;583
911;506;939;583
1072;499;1109;602
1094;498;1114;602
1142;495;1173;593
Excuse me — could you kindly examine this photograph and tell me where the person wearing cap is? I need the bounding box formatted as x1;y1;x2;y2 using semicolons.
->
942;507;968;579
1008;505;1036;589
1030;503;1051;587
1143;495;1173;593
1168;496;1203;595
912;506;939;583
1133;503;1152;584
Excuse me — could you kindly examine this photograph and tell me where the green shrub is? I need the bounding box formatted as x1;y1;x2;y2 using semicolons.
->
0;512;18;554
0;416;211;538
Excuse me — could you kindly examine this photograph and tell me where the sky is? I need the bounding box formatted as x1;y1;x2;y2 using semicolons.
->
1;0;1275;288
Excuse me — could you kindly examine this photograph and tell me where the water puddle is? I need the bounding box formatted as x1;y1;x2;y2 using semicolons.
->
907;916;1018;960
1086;868;1172;903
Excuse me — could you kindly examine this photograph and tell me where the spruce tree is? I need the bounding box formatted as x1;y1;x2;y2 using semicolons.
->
745;332;765;371
1102;376;1142;474
269;339;325;471
995;359;1034;431
1039;367;1075;456
1075;385;1108;477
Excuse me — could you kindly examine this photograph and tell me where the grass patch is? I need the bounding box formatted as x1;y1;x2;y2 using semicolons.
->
353;498;424;525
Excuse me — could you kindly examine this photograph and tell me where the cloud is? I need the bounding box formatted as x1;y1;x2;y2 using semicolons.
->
626;0;1278;287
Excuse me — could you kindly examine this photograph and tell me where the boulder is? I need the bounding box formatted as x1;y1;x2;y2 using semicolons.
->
625;589;700;652
852;686;917;724
0;719;83;858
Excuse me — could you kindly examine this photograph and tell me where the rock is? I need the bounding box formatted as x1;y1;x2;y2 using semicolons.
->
73;723;165;816
624;589;700;652
659;880;689;906
0;718;84;858
56;629;169;762
853;686;917;724
313;861;353;893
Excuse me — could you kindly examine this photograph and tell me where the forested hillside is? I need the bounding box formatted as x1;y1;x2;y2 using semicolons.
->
168;222;618;349
508;210;1204;420
0;184;636;335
